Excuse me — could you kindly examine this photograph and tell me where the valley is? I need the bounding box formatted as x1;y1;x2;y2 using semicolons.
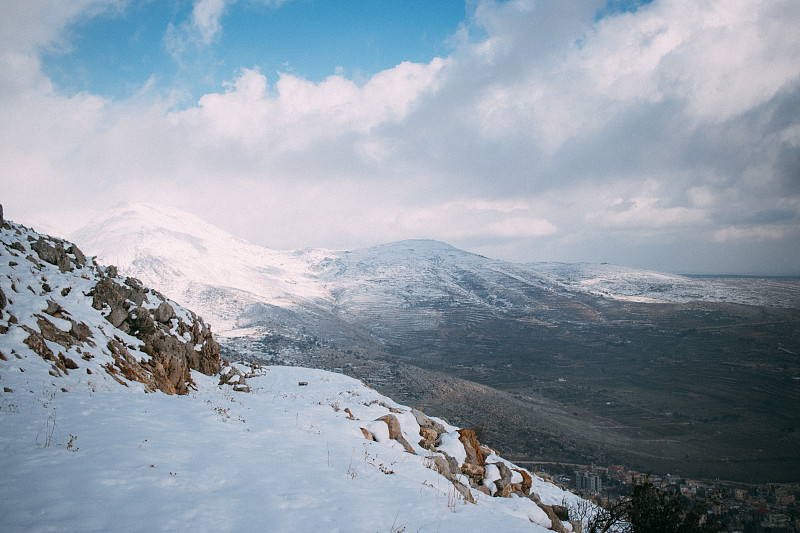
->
72;205;800;484
222;289;800;483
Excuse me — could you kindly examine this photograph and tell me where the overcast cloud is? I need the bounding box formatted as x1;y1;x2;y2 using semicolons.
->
1;0;798;274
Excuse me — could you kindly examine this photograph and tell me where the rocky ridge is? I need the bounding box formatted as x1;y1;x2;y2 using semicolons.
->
0;207;221;395
357;404;580;531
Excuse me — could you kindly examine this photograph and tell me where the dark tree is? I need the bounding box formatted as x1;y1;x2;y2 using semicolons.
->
576;481;725;533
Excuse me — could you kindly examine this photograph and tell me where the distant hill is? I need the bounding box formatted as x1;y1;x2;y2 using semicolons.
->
69;204;800;482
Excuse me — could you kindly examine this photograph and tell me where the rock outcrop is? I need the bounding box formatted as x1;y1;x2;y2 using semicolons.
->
1;208;222;395
358;403;577;533
218;362;252;392
86;274;221;394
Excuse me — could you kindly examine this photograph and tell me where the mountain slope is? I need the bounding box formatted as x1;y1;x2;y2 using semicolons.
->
529;261;800;307
1;208;592;532
68;205;800;482
1;209;221;396
70;204;333;333
70;205;800;349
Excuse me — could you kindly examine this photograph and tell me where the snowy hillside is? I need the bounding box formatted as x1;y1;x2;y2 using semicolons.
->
1;364;590;532
529;262;800;307
1;209;593;532
70;204;333;333
71;206;799;342
0;209;221;396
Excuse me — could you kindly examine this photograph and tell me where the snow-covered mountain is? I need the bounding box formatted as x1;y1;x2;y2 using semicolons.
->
69;204;799;361
64;205;800;485
1;207;593;531
70;204;333;333
529;261;800;307
71;206;798;336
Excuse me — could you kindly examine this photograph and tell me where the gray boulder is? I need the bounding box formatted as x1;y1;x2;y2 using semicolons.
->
68;244;86;267
426;455;453;479
155;302;176;323
412;409;445;431
31;238;72;272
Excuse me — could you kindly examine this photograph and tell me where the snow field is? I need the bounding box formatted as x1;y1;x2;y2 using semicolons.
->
0;366;581;532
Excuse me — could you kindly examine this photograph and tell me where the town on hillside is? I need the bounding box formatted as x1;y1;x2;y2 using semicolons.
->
513;461;800;532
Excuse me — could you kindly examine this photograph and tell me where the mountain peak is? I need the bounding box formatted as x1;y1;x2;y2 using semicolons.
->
71;203;245;248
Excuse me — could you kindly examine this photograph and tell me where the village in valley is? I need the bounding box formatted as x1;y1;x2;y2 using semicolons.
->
521;461;800;532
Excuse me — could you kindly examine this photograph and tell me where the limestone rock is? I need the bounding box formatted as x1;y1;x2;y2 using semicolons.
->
36;316;76;348
375;414;415;453
513;468;533;495
426;455;453;479
538;503;569;533
60;354;79;370
107;306;128;328
492;462;513;494
219;364;250;392
457;429;487;467
69;320;93;344
44;300;66;318
22;326;55;361
90;278;126;315
476;484;491;496
461;462;486;482
441;453;461;476
452;480;475;504
68;244;86;267
411;408;445;436
419;427;438;450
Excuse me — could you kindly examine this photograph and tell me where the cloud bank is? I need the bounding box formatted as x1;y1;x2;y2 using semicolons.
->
1;0;798;274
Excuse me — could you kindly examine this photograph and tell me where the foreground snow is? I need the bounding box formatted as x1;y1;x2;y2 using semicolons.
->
1;209;588;531
0;366;583;532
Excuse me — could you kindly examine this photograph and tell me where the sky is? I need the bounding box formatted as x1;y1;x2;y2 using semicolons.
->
1;0;799;275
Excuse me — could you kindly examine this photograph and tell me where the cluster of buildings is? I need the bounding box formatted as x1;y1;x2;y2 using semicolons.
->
536;463;800;532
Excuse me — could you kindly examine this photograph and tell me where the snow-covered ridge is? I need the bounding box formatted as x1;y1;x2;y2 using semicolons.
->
2;208;594;531
0;213;221;395
70;205;799;341
70;204;334;332
1;362;590;532
529;262;800;307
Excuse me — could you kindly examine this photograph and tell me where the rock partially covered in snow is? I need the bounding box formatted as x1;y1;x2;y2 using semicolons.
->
0;212;221;395
218;361;252;392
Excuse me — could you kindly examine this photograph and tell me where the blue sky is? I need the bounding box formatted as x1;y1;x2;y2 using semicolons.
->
2;0;799;274
41;1;469;103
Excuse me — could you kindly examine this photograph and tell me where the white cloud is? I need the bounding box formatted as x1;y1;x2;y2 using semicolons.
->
462;0;800;150
166;0;293;59
487;216;557;238
586;195;706;231
0;1;128;54
176;59;446;151
191;0;228;44
1;0;799;273
713;226;786;243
